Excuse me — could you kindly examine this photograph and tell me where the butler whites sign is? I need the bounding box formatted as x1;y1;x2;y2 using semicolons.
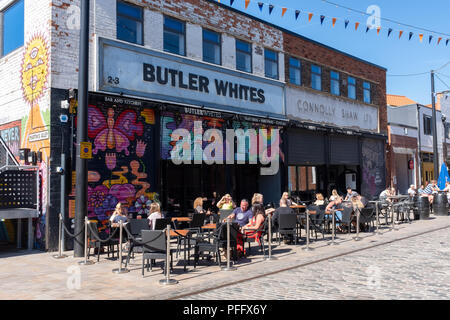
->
286;87;378;132
98;38;284;117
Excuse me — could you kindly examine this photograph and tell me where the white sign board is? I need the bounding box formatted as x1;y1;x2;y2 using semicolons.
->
286;86;379;132
98;38;285;116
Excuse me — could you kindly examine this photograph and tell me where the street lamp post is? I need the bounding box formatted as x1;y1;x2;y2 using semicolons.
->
74;0;90;257
431;71;439;180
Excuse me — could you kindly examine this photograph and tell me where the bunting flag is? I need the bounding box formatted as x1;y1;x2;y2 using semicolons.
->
295;10;300;20
399;30;404;39
366;26;370;33
438;37;442;45
388;28;393;37
230;0;234;6
419;34;423;42
447;39;450;46
320;15;325;25
269;4;274;15
308;13;313;22
344;20;349;29
355;22;360;31
429;35;433;44
377;27;381;35
282;7;287;17
409;32;414;40
245;0;250;9
258;2;263;11
332;18;337;27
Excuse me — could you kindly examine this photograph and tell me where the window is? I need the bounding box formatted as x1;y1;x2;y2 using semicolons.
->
2;0;24;56
330;71;340;96
236;39;252;73
164;16;185;56
348;76;356;99
446;125;450;139
423;115;432;136
289;57;301;85
203;29;221;65
116;1;143;45
311;65;322;91
264;48;278;80
363;81;371;103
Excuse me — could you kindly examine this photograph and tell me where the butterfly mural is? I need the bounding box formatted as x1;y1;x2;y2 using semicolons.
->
88;106;144;155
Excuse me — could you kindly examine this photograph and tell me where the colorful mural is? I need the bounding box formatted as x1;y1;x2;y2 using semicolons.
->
86;103;157;233
362;138;386;199
0;120;21;160
161;111;283;162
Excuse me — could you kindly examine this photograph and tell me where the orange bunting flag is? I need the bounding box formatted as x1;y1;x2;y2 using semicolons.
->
308;13;313;22
282;7;287;17
377;27;381;35
355;22;360;31
419;34;423;42
399;30;404;39
332;18;337;27
438;37;443;45
245;0;250;9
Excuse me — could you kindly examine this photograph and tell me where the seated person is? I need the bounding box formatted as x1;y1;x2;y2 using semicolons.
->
147;203;163;230
417;185;425;194
329;189;340;202
225;199;253;227
423;180;439;203
193;196;215;223
216;194;236;210
379;187;391;201
252;193;275;215
109;202;128;227
237;204;266;257
325;196;343;227
407;185;416;197
272;198;295;231
344;187;359;201
313;193;325;206
443;182;450;204
281;192;297;207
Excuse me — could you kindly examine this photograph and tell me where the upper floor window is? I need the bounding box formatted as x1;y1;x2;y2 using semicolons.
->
264;48;278;80
2;0;24;56
289;57;301;85
116;1;143;45
363;81;372;103
203;29;221;65
236;39;252;73
164;16;185;56
311;65;322;91
330;71;340;96
348;76;356;99
423;115;432;136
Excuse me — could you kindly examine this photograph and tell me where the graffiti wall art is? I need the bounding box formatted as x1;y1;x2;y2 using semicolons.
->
86;102;157;233
361;138;386;198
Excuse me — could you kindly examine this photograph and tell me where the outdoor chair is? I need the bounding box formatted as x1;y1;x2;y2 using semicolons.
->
154;218;172;230
309;205;326;240
124;219;150;268
87;221;120;262
243;217;267;257
278;213;298;245
141;230;175;277
359;207;375;231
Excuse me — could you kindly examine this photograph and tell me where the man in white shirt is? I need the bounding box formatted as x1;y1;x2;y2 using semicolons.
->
407;185;416;197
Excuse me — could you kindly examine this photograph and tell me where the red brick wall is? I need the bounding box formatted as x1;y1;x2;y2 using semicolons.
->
283;32;387;134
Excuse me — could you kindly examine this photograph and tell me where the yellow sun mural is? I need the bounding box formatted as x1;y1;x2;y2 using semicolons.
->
20;35;50;162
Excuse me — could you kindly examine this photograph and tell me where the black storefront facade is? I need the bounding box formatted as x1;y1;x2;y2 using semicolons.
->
71;38;287;226
285;86;386;201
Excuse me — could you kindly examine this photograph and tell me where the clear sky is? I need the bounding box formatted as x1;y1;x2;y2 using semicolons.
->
217;0;450;105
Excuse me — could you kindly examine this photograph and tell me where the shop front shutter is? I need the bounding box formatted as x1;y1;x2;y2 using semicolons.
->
329;135;359;165
288;129;326;165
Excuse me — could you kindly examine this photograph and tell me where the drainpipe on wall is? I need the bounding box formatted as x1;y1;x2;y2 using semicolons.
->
417;104;422;186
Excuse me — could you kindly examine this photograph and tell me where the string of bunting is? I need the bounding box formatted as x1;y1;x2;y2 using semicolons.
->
217;0;450;47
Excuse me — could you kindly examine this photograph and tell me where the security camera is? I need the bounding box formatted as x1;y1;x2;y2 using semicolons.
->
56;167;64;174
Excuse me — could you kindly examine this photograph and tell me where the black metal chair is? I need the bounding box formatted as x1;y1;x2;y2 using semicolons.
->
124;219;150;268
188;213;206;234
243;217;267;257
87;221;120;262
154;218;172;230
278;213;298;245
141;230;175;277
359;207;375;231
309;205;326;240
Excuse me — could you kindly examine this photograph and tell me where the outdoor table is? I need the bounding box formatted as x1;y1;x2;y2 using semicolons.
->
171;217;192;222
201;223;217;230
387;195;409;229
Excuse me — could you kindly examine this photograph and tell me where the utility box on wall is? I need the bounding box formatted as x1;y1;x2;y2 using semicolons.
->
345;173;357;190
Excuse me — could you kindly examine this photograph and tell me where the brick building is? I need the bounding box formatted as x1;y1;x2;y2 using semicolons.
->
0;0;387;251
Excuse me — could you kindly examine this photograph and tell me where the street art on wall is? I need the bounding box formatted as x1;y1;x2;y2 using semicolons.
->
86;103;157;233
161;111;284;163
0;120;21;160
362;138;386;198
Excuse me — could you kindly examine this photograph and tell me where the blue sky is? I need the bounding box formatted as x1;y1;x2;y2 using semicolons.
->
218;0;450;105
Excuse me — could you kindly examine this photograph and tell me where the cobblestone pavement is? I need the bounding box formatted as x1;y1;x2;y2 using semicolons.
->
184;224;450;300
1;216;449;300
